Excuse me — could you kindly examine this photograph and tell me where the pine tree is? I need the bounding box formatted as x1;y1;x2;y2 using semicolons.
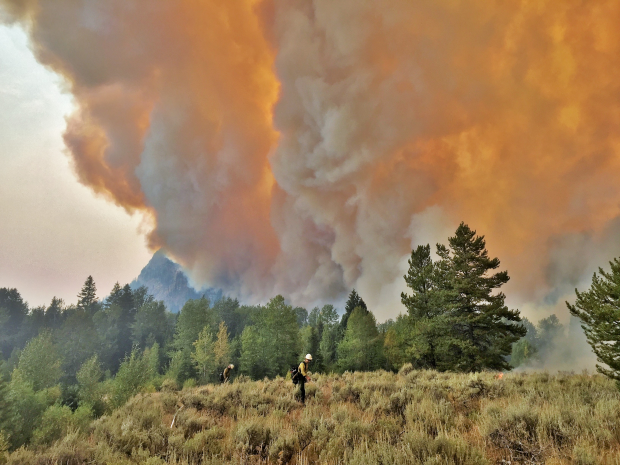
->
76;276;98;314
402;245;435;318
567;258;620;385
401;244;446;369
300;325;322;371
131;300;170;348
0;288;29;357
439;223;525;372
340;289;368;332
44;297;64;329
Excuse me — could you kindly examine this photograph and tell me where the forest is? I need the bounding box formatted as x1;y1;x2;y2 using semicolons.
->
0;222;617;459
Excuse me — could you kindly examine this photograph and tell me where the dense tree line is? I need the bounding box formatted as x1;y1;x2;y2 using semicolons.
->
0;279;380;449
0;222;546;450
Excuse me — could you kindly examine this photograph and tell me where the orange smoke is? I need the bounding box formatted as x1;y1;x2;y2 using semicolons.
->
269;0;620;311
3;0;620;314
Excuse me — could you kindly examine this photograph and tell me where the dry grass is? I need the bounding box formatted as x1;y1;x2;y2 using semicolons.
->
5;368;620;464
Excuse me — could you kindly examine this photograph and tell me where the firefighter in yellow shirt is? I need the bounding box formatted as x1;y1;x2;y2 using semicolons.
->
222;364;234;383
298;354;312;404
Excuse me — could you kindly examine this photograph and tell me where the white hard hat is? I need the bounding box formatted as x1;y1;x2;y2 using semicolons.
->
230;364;235;369
305;354;313;361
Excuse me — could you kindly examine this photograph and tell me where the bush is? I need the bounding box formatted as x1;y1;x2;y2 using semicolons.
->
234;420;271;456
160;378;178;392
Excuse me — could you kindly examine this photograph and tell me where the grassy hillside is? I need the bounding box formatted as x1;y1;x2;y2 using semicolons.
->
5;368;620;465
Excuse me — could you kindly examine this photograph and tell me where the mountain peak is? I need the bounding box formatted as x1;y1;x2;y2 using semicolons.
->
131;251;222;312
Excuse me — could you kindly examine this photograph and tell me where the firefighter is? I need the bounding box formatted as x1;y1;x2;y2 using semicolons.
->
297;354;312;404
222;364;234;383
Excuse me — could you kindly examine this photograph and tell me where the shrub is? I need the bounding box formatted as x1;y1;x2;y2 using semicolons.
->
160;378;178;392
183;378;197;390
234;420;271;456
182;427;225;460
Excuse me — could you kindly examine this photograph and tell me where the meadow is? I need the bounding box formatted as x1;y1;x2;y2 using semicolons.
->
4;367;620;465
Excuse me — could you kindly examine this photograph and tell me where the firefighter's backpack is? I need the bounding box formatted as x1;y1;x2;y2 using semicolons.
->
290;365;300;384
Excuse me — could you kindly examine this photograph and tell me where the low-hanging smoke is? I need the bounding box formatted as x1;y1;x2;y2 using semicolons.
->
3;0;620;319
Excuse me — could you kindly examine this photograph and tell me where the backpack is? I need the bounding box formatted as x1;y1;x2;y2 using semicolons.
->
290;365;300;384
219;372;224;383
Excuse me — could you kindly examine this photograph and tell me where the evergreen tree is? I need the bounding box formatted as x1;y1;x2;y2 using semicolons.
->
567;257;620;385
402;245;435;318
213;297;242;337
106;283;136;362
300;325;322;371
22;306;46;342
132;286;154;310
340;289;368;332
44;297;64;330
76;276;98;315
0;288;29;357
439;223;525;372
58;308;100;379
400;244;446;369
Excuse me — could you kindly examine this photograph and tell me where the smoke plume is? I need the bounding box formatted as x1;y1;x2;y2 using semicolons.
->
3;0;620;319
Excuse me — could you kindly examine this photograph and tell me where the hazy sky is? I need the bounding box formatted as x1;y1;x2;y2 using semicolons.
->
0;25;151;308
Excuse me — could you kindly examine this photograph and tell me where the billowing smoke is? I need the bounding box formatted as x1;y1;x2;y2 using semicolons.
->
2;0;620;320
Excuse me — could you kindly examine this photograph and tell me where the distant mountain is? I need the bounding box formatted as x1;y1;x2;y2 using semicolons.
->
130;250;222;313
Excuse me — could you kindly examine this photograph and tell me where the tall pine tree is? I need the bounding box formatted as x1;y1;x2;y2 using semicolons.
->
401;244;446;369
567;257;620;385
439;223;525;372
76;276;98;315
